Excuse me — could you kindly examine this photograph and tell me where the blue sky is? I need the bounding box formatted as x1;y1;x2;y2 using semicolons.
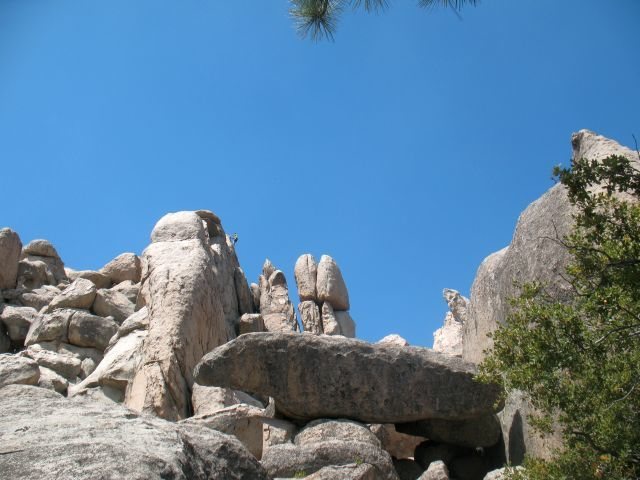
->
1;1;639;347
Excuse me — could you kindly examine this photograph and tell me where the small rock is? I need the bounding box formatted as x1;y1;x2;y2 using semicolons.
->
191;383;264;416
19;285;60;310
263;417;297;448
38;366;69;394
378;334;410;347
25;309;75;346
20;345;82;380
16;259;55;290
66;270;112;289
321;302;341;335
110;280;140;303
295;419;381;448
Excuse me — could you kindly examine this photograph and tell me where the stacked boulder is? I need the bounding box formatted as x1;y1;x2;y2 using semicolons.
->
250;259;299;333
0;234;142;398
432;289;468;357
294;254;355;337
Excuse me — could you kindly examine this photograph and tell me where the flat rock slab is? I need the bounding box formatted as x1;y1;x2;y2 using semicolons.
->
0;384;269;480
195;333;501;423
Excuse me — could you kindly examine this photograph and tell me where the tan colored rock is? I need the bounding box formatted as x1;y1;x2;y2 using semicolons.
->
294;254;318;301
38;366;68;394
0;228;22;289
298;300;323;334
71;330;146;400
335;310;356;338
234;267;254;315
66;269;111;289
305;463;378;480
0;305;38;343
191;383;264;416
321;302;341;335
107;306;148;349
110;280;140;303
25;308;75;346
101;252;141;284
250;283;260;312
182;404;266;459
46;278;97;312
263;417;297;449
238;313;265;335
316;255;349;311
22;239;67;285
93;288;134;324
20;345;82;380
259;267;298;332
125;211;228;421
0;354;40;387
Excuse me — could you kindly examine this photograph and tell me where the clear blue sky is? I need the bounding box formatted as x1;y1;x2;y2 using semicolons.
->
1;1;639;347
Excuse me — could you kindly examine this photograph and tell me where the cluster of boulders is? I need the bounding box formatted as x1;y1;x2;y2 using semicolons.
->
3;130;630;479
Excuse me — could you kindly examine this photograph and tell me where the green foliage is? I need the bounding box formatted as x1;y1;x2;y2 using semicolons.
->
293;470;308;478
478;154;640;479
289;0;479;41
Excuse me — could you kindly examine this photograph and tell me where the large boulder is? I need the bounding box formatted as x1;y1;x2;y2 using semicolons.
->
295;419;381;448
298;300;323;334
92;288;135;324
294;253;318;301
67;311;118;350
0;384;269;479
191;383;263;416
433;289;468;356
65;269;111;289
100;252;142;285
195;333;501;423
0;228;22;289
126;211;229;420
316;255;350;310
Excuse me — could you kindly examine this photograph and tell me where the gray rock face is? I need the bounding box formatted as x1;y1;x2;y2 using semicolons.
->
92;288;135;324
0;384;269;480
126;211;229;421
0;228;22;289
195;333;502;423
316;255;350;311
294;253;318;301
100;252;141;285
298;300;323;334
0;305;38;344
261;440;399;479
46;278;97;312
0;354;40;387
16;259;55;290
396;414;502;448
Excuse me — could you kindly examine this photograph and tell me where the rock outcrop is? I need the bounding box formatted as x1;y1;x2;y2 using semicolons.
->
0;228;22;290
195;332;502;423
125;211;230;420
433;289;468;356
257;260;298;332
0;384;269;479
